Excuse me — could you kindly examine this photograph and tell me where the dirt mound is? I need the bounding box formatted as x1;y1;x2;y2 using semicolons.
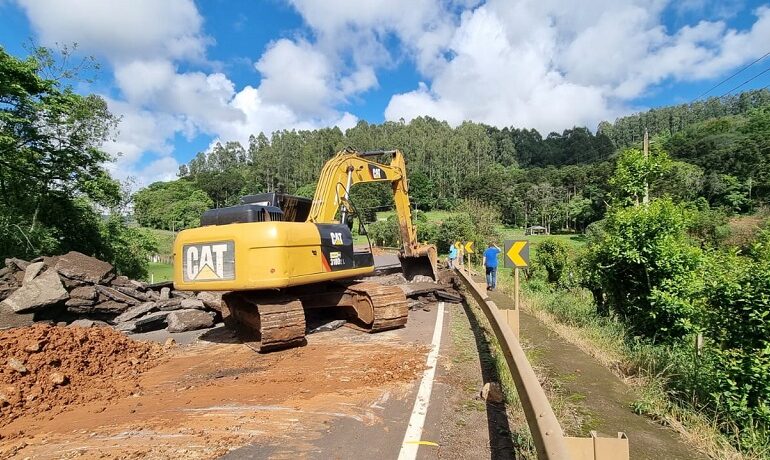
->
0;324;164;428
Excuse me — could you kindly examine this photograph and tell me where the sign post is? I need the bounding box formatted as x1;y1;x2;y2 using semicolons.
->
464;241;474;273
504;240;530;337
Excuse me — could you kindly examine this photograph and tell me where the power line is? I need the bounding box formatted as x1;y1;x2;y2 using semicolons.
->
693;50;770;101
719;66;770;97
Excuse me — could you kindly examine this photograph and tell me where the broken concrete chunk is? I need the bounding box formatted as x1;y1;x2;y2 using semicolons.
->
180;298;205;310
114;321;136;333
0;270;68;313
95;285;141;306
22;262;45;285
5;258;30;272
67;300;128;315
113;302;157;324
196;291;223;311
54;251;114;284
69;286;97;300
166;309;215;333
60;276;87;290
64;298;95;308
0;302;34;330
68;319;108;328
308;319;346;334
156;298;183;311
0;286;17;302
159;287;170;300
110;275;131;287
111;286;148;302
134;312;170;332
93;300;129;313
481;382;503;403
129;280;147;291
171;290;192;299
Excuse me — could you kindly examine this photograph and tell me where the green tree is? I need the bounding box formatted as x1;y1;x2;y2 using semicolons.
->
535;239;569;284
133;180;213;230
609;146;670;206
585;198;703;341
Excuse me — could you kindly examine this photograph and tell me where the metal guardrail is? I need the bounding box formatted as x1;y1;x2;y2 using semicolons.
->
455;267;629;460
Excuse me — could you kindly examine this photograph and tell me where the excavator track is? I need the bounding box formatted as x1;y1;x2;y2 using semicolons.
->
224;293;306;352
223;281;407;352
345;282;409;332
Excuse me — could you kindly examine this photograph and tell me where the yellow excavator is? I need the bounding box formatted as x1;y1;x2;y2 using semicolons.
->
173;149;438;351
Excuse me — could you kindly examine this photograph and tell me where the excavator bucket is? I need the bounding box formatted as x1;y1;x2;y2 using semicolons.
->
399;244;439;281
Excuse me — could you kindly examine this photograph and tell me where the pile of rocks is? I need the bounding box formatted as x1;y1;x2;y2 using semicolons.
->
0;252;222;334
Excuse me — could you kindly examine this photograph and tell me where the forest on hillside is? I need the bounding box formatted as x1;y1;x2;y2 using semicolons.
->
136;88;770;234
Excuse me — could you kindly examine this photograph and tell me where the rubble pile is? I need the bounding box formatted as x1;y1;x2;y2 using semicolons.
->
0;252;222;334
0;323;163;427
359;270;463;307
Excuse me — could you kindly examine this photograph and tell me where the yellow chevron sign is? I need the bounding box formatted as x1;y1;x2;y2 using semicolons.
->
504;240;530;268
464;241;475;254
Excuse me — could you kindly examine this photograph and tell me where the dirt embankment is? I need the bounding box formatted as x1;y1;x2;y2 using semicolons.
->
0;324;164;429
0;325;428;459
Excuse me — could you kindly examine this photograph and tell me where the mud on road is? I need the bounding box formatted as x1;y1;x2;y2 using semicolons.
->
0;326;427;459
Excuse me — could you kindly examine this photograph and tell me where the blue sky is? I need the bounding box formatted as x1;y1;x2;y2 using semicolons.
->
2;0;770;186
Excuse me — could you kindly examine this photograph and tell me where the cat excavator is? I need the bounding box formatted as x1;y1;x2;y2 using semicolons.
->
173;149;438;351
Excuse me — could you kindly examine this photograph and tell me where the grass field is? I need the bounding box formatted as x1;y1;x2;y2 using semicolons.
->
147;262;173;283
144;228;176;258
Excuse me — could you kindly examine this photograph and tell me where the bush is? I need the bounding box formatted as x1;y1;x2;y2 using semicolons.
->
367;218;400;247
700;253;770;443
436;214;475;253
535;239;569;284
585;198;703;341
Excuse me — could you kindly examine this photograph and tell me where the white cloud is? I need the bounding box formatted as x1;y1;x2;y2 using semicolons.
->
15;0;364;189
256;39;339;118
380;0;770;133
16;0;206;61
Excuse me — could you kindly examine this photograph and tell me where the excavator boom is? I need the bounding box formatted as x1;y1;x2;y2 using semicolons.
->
308;149;438;280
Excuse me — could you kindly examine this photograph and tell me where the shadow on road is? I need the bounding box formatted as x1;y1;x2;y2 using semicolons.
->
460;300;519;459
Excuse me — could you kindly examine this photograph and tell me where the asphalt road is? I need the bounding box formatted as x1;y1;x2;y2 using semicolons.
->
221;302;451;460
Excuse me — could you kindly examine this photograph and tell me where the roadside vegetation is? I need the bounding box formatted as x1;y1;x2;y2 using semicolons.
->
494;143;770;457
0;47;156;279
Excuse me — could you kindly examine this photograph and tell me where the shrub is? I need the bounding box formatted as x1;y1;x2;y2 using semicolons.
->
700;254;770;443
535;239;569;284
367;218;400;247
585;198;703;341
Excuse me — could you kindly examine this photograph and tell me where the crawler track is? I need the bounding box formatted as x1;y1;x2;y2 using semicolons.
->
225;293;306;352
346;282;409;332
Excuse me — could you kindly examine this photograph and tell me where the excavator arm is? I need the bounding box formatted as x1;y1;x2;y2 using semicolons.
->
308;149;438;279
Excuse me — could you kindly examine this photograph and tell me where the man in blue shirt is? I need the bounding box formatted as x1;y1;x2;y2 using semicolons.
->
482;243;501;291
448;243;458;269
